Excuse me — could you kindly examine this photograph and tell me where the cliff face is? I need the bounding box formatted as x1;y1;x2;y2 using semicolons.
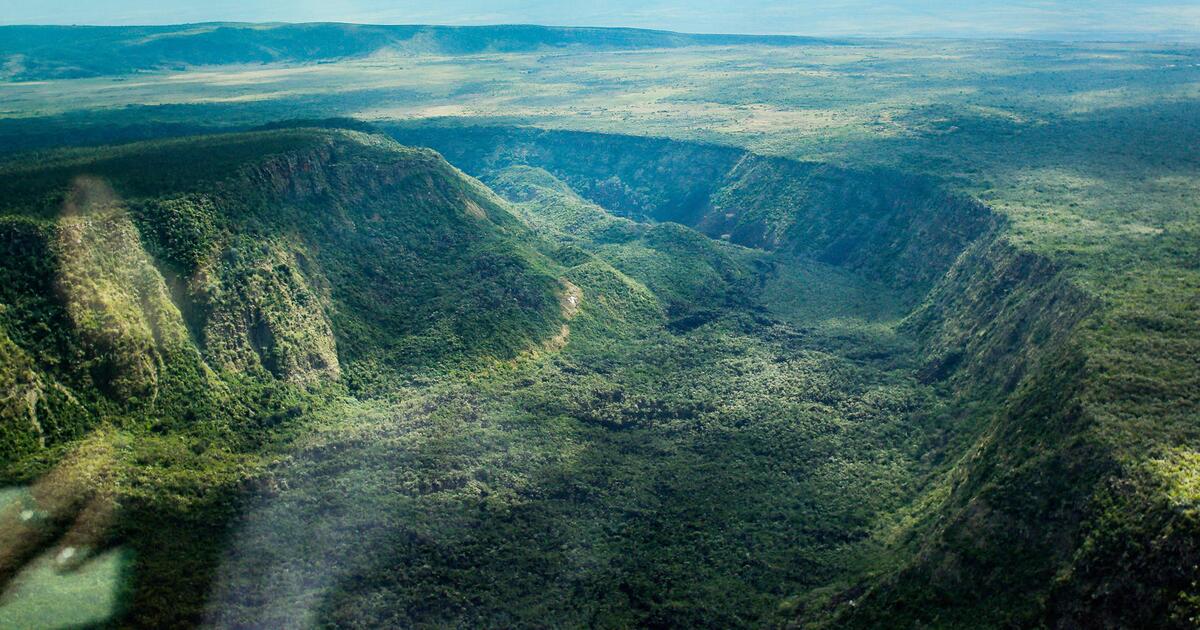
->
389;124;1193;628
0;126;1190;627
196;238;340;385
699;154;997;290
0;129;567;464
386;126;996;293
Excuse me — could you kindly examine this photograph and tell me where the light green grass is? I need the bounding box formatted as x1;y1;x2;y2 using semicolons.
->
0;547;130;629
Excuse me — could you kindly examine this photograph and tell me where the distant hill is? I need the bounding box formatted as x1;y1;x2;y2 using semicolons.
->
0;23;845;81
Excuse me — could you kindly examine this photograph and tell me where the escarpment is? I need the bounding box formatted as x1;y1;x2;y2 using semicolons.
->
388;124;1168;628
388;126;999;293
386;126;1090;382
0;124;1186;628
197;238;339;385
905;230;1097;395
0;128;568;463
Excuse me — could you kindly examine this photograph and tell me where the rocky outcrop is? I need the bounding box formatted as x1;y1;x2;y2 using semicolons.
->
55;209;199;404
196;239;340;385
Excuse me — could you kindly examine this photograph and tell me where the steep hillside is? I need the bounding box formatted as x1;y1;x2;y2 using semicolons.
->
486;165;765;320
387;125;1199;628
388;126;996;293
0;123;1193;628
0;24;842;82
0;128;580;624
0;127;574;463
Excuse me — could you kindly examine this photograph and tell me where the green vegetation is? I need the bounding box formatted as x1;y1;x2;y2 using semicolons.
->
0;128;576;624
396;127;1197;628
0;127;958;626
0;24;840;82
206;162;949;628
0;27;1195;629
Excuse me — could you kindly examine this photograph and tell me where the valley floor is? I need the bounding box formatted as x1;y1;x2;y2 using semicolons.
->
0;92;1193;624
0;137;954;627
206;254;943;628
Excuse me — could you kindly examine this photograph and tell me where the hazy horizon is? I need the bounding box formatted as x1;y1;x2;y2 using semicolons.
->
2;1;1198;40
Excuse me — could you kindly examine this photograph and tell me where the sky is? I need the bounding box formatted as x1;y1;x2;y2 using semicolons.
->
1;0;1198;39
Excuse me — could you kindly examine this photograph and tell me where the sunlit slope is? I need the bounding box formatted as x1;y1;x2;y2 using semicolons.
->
0;128;568;464
487;165;766;320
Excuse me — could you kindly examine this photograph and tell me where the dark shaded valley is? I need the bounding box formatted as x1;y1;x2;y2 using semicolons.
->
1;120;1186;628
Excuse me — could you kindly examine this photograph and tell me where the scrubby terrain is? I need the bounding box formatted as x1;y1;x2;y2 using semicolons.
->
1;126;956;627
384;126;1200;628
0;23;1196;630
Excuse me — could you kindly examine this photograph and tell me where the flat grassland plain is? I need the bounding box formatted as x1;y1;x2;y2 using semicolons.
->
5;40;1197;264
0;33;1198;628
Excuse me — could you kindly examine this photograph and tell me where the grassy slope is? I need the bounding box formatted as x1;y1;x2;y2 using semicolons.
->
486;164;766;319
0;128;571;625
206;164;948;628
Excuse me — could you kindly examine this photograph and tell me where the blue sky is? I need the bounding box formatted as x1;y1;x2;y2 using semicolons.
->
1;1;1197;38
